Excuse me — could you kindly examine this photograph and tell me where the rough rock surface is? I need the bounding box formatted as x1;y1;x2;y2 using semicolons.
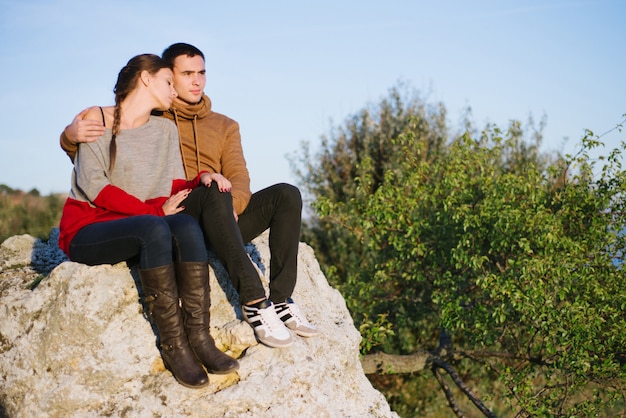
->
0;230;397;417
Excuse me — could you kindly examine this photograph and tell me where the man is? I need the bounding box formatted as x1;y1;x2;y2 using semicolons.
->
60;43;318;348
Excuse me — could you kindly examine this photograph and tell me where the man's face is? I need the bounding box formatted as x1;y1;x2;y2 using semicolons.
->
171;54;206;105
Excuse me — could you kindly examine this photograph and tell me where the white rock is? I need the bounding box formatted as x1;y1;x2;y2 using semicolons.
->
0;231;397;417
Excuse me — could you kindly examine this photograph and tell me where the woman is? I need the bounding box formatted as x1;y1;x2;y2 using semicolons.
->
58;54;238;389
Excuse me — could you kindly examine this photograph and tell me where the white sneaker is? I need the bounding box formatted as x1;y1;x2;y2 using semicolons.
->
242;299;294;348
274;298;319;337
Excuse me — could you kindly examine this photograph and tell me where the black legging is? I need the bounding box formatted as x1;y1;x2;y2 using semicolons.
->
69;214;207;269
182;183;302;304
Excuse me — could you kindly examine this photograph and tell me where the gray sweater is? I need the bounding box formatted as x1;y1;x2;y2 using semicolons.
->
70;116;184;204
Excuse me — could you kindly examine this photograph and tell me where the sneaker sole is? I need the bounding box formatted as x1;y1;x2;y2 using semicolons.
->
283;319;319;337
291;329;319;338
258;336;295;348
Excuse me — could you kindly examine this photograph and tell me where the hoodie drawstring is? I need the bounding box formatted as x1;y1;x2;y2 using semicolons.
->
172;109;201;180
192;115;201;176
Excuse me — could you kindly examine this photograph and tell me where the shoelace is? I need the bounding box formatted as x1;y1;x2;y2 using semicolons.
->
285;303;309;325
257;305;285;332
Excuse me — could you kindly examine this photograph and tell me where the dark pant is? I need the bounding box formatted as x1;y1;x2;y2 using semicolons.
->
69;214;207;269
182;183;302;304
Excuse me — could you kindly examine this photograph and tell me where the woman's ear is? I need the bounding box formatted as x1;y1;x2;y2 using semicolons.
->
140;70;151;87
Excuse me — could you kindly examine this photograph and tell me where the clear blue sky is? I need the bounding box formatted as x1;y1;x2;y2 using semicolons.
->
0;0;624;195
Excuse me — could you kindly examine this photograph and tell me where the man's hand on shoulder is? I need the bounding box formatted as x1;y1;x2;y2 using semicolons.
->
65;107;106;144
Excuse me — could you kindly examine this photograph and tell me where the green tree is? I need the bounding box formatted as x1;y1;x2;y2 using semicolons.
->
294;85;626;416
293;83;449;280
0;186;64;243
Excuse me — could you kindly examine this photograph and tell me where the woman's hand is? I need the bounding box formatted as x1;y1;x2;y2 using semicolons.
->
162;189;191;215
200;172;232;192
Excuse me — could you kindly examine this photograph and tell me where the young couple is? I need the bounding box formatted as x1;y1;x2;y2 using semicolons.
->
58;43;318;389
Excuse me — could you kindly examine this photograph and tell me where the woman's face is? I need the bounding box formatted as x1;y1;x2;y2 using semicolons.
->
150;68;178;110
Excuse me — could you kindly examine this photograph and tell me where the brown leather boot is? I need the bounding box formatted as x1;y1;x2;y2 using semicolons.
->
176;262;240;374
138;264;209;388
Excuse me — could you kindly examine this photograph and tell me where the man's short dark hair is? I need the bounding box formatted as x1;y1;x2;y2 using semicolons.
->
162;43;205;68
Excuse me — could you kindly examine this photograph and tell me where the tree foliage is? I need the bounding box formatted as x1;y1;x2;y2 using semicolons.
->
293;84;626;416
0;185;64;243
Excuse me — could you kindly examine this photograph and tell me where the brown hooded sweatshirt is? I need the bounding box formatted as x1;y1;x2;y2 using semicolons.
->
61;94;252;214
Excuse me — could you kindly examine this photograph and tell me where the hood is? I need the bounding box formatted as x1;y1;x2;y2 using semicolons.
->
169;94;213;120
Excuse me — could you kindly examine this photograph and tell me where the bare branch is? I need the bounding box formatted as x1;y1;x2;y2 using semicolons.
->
432;356;496;418
432;366;467;418
360;350;496;417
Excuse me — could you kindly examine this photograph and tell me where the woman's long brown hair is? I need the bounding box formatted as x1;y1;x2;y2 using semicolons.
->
109;54;169;172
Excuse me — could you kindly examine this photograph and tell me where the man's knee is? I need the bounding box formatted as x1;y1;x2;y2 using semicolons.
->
191;183;233;211
275;183;302;210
